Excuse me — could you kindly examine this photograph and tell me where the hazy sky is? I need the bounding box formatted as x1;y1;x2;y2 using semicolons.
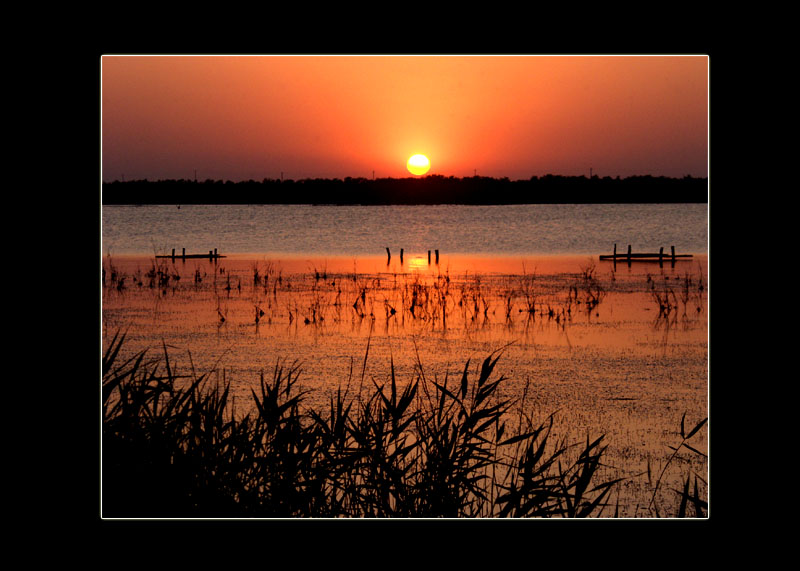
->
101;55;708;182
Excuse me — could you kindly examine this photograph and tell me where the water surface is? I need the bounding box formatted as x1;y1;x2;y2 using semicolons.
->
101;203;709;517
102;203;707;257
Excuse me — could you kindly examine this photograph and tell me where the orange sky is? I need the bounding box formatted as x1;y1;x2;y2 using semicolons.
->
101;55;708;182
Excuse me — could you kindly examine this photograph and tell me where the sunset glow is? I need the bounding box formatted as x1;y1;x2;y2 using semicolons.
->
101;55;708;182
102;54;709;519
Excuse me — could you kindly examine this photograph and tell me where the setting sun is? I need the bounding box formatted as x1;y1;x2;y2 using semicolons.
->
407;154;431;176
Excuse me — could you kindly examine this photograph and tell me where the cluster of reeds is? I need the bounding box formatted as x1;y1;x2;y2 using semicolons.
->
301;283;330;325
647;412;708;517
145;259;181;294
386;272;452;328
519;271;538;318
103;332;623;518
678;270;705;316
580;261;597;281
577;261;605;313
118;257;621;335
102;255;125;291
456;274;492;327
218;268;241;295
248;262;282;329
509;269;598;328
103;255;189;298
649;278;678;317
647;269;706;320
350;275;371;320
252;260;280;297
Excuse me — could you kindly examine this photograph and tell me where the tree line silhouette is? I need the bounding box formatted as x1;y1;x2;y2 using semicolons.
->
102;174;707;205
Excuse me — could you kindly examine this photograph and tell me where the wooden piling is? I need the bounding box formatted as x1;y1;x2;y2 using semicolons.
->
400;248;404;264
659;247;664;267
171;248;175;260
386;247;391;264
435;249;439;264
599;246;691;263
428;250;431;264
156;251;226;260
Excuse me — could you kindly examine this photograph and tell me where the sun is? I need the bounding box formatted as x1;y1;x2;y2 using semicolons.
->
407;154;431;176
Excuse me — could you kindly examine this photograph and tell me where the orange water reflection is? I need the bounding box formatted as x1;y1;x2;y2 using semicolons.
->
215;252;707;276
101;252;707;517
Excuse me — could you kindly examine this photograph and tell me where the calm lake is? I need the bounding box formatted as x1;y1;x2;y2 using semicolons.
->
101;202;709;517
101;203;707;257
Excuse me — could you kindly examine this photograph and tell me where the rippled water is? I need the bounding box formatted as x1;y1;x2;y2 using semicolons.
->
101;203;709;517
101;203;707;257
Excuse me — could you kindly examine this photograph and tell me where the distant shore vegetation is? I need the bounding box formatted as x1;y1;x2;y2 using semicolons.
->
102;174;708;206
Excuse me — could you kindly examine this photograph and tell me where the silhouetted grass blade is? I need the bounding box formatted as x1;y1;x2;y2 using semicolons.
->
685;417;707;440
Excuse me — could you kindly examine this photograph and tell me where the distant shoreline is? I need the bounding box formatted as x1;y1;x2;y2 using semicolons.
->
102;175;708;206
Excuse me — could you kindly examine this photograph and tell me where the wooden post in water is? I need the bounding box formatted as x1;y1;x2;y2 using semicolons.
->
182;248;186;260
627;245;632;266
671;245;676;266
428;250;431;264
659;247;664;267
209;250;213;261
386;247;391;264
214;248;218;258
400;248;404;264
171;248;175;260
435;249;440;264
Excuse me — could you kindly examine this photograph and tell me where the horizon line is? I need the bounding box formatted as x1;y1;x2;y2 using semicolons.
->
103;173;708;184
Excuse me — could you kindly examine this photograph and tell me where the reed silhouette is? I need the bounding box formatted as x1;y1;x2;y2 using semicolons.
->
102;332;625;518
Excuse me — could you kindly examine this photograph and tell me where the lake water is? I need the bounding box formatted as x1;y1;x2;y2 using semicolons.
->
101;203;708;257
101;202;709;517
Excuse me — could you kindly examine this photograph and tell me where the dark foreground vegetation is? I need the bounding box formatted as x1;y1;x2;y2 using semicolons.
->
102;174;707;205
102;332;707;518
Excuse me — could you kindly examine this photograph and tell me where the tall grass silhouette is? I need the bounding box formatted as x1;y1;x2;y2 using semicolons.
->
102;331;623;518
